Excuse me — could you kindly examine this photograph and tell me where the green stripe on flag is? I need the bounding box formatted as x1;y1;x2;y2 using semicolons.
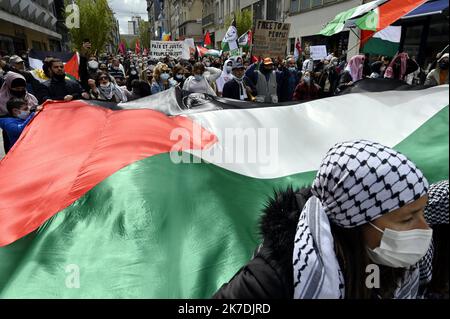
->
362;37;399;57
394;106;449;184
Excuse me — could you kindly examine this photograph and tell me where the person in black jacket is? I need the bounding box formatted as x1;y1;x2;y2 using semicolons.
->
214;140;449;299
36;58;88;103
222;61;256;101
276;57;302;102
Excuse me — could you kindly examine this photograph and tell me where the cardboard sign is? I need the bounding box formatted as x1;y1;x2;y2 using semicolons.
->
310;45;328;61
150;41;190;60
252;20;291;58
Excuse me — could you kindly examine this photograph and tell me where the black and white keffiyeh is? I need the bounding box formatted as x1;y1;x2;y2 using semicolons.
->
424;180;449;226
418;180;449;284
293;140;430;299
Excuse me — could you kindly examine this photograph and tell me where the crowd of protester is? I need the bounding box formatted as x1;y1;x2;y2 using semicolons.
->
0;37;449;154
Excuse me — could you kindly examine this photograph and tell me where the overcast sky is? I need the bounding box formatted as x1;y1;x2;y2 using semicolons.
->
109;0;148;34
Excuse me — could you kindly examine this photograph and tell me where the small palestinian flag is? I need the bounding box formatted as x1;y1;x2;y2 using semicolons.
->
221;19;238;52
28;49;80;81
237;30;252;51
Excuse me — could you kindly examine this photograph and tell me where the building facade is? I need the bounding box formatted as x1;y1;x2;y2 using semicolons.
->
168;0;202;42
0;0;66;54
128;15;142;35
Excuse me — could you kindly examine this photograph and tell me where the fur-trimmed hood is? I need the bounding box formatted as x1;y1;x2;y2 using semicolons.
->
258;186;312;265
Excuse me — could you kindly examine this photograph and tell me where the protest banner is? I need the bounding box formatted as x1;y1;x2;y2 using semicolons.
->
252;20;290;58
150;41;190;60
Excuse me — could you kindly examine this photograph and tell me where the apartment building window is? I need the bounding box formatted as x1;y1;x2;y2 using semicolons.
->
266;0;277;21
226;0;230;15
220;0;225;21
215;2;219;24
253;0;264;20
290;0;342;13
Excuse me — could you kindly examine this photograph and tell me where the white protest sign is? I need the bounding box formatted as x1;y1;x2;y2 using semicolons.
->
150;41;190;59
310;45;328;60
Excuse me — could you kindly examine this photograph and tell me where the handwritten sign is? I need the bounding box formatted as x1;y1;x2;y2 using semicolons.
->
252;20;291;58
150;41;189;59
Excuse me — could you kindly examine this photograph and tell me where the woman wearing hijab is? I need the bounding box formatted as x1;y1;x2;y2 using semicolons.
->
215;59;234;97
384;52;419;81
0;72;38;116
88;71;127;103
0;72;38;153
213;140;448;299
336;55;365;94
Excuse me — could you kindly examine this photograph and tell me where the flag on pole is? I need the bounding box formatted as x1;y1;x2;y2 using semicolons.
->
196;45;209;57
237;30;252;50
294;38;302;62
204;31;212;49
221;19;239;52
135;39;141;54
118;42;126;55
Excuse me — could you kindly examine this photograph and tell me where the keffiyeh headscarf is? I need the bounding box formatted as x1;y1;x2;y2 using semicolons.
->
293;140;429;299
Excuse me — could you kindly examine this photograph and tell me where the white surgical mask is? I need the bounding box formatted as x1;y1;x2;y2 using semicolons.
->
194;74;203;81
88;60;99;69
303;76;310;83
175;74;184;80
225;66;233;73
100;83;110;88
366;222;433;268
17;110;30;120
160;73;170;81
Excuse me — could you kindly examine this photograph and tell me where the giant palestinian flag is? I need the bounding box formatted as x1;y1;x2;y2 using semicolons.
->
0;84;448;298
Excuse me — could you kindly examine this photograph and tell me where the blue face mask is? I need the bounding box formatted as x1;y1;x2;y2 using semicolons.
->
17;110;30;120
289;67;297;72
160;73;170;81
194;75;203;81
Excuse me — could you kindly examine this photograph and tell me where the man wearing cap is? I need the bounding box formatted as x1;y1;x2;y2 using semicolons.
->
245;57;279;103
9;55;26;72
222;60;256;101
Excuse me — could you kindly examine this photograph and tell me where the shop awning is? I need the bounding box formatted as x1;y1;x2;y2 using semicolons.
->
403;0;449;19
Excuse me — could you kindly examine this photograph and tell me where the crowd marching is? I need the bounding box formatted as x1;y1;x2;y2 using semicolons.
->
1;37;449;153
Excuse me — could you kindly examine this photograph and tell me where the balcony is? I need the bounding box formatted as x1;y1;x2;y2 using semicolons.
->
202;13;215;27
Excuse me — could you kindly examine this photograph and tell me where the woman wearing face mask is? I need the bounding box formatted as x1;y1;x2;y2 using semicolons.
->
0;72;38;117
182;62;221;96
171;64;188;88
425;53;449;86
0;98;37;153
89;72;127;103
214;140;447;299
215;60;234;97
151;63;177;95
292;71;320;102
